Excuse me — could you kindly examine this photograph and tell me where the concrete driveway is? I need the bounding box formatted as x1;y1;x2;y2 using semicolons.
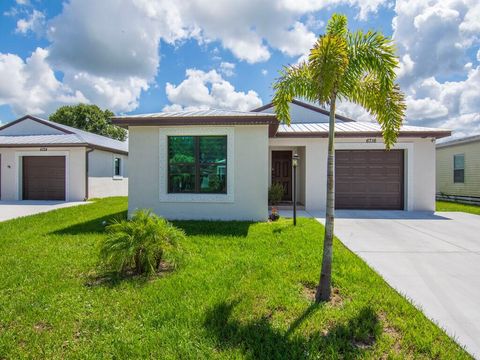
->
0;201;87;222
312;210;480;359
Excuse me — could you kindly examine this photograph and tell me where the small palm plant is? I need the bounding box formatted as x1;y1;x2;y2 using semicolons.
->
99;209;185;276
273;13;405;301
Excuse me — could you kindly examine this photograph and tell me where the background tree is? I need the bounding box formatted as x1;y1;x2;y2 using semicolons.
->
49;104;127;141
273;13;405;302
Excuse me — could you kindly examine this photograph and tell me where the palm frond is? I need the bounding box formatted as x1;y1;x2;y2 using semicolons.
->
326;13;348;37
100;209;185;276
340;29;404;148
348;75;406;149
309;34;349;101
272;62;317;125
343;30;398;96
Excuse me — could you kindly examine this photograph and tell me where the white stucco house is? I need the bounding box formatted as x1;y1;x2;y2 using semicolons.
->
0;115;128;201
112;100;450;221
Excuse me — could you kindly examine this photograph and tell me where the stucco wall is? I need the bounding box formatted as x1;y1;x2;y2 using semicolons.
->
268;137;436;212
128;125;269;220
0;147;86;201
436;141;480;197
88;149;128;198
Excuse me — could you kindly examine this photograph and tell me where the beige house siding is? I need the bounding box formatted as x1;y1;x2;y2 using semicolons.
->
436;141;480;197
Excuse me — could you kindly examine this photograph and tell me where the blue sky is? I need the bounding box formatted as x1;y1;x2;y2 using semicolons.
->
0;0;479;136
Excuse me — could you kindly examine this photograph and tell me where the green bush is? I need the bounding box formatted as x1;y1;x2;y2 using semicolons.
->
268;183;284;205
99;209;185;276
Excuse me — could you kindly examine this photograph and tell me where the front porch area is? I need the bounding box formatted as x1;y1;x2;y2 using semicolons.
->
269;145;306;207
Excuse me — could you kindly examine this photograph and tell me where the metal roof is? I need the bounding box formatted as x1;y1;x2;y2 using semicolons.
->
276;122;451;139
113;108;276;119
0;115;128;154
436;134;480;148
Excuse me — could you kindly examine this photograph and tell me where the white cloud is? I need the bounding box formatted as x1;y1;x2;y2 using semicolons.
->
0;46;144;115
25;0;324;116
405;65;480;133
0;48;87;116
43;0;388;67
164;69;262;112
64;72;148;112
305;14;325;30
15;9;45;35
405;96;449;120
391;0;480;136
394;0;480;87
46;0;176;79
261;69;268;76
280;0;387;20
441;113;480;138
266;21;316;57
336;101;373;122
219;62;235;77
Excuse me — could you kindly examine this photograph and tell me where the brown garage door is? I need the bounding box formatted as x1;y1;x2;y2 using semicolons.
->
335;150;404;210
23;156;66;200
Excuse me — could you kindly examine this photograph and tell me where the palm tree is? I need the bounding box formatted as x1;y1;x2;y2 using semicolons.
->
273;13;405;302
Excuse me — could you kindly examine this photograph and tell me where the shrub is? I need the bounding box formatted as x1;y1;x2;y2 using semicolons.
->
268;183;284;205
99;209;185;276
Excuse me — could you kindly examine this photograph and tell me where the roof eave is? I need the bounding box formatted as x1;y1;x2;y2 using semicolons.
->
273;130;451;139
0;142;128;155
436;136;480;149
111;115;277;128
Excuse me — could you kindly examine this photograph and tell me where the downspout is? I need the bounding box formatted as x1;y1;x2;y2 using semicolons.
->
85;147;95;200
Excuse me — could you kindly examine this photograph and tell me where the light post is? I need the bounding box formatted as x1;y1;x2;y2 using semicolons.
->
292;153;299;226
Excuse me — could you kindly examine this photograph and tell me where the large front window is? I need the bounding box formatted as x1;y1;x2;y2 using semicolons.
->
168;136;227;193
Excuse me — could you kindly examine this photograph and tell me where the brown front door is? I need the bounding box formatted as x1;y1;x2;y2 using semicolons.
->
271;151;292;201
335;150;404;210
23;156;66;200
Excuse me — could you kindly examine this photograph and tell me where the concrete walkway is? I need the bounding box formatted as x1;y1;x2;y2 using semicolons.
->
308;210;480;359
0;201;87;222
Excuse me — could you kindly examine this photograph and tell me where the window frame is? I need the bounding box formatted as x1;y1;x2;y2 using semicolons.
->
113;156;123;178
453;153;465;184
167;135;227;194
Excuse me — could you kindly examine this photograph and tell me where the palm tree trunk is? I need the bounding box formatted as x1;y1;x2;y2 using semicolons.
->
315;95;336;302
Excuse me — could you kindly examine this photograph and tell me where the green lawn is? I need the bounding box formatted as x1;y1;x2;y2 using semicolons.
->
0;198;470;359
437;200;480;215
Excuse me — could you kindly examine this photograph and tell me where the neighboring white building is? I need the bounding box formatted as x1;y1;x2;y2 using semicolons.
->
0;115;128;201
112;100;450;221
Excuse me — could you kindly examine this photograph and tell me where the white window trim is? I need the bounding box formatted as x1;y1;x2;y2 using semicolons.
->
112;154;124;180
14;150;70;201
158;126;235;203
